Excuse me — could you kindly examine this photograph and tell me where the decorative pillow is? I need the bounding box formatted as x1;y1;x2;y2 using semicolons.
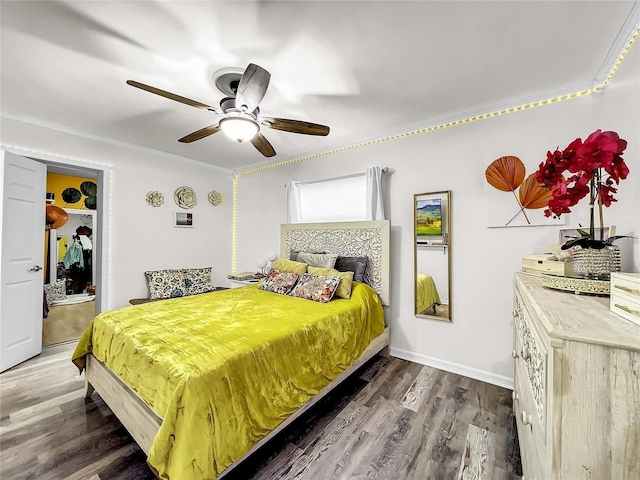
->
335;256;368;283
259;268;299;295
144;269;186;299
273;258;308;277
296;252;338;269
44;280;66;304
289;250;326;262
182;267;215;296
308;267;354;299
289;273;341;303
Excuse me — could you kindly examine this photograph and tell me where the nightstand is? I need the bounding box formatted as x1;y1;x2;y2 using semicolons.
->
229;279;260;288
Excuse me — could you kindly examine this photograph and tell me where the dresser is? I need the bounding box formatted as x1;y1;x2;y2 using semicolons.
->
513;273;640;480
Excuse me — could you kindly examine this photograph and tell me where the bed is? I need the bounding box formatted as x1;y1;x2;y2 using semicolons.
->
416;273;441;314
72;221;390;479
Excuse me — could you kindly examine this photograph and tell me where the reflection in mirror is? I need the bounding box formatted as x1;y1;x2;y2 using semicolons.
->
414;190;451;321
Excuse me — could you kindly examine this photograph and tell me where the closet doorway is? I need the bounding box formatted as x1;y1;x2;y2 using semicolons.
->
42;168;100;347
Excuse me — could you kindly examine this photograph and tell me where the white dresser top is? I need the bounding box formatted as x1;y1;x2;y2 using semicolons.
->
515;273;640;352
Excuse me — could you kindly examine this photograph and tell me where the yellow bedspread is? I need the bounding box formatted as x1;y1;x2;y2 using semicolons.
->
416;273;441;313
72;282;384;479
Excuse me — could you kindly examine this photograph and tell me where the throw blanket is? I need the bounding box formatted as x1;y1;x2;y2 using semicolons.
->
72;282;384;479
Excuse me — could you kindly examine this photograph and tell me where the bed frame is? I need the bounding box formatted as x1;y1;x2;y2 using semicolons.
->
84;220;391;478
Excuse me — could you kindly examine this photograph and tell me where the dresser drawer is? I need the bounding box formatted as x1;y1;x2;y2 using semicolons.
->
513;372;547;480
513;286;551;479
513;289;548;437
610;291;640;326
610;273;640;326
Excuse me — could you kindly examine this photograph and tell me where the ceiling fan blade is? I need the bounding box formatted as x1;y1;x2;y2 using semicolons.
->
235;64;271;113
260;117;330;136
178;124;221;143
127;80;219;112
250;132;276;157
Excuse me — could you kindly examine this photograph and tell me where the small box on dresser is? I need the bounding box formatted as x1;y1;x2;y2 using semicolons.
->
521;254;576;277
513;273;640;480
610;272;640;326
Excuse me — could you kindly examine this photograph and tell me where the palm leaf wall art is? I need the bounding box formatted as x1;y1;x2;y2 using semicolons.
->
485;156;550;226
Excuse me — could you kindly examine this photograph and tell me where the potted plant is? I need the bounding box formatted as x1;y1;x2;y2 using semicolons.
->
535;129;630;278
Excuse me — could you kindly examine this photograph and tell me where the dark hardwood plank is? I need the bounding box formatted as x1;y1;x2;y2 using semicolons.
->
0;342;521;480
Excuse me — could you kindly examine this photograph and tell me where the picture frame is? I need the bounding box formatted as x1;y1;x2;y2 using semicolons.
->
558;225;615;245
416;197;443;244
174;211;193;228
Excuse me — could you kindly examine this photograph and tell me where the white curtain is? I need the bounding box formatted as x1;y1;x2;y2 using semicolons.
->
285;181;302;223
366;166;385;221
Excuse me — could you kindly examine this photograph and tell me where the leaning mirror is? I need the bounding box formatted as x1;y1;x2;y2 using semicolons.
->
414;190;452;321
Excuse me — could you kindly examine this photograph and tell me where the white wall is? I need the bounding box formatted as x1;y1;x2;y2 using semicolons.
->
1;119;234;309
236;45;640;384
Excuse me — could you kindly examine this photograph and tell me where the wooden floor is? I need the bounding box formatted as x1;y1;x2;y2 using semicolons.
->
43;300;95;347
0;342;522;480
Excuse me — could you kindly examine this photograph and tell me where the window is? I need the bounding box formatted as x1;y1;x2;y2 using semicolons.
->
286;167;386;223
296;174;366;223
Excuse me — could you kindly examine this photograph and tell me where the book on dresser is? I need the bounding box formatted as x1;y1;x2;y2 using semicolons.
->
513;273;640;480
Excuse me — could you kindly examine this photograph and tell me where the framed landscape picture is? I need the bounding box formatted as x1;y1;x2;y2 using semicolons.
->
416;197;442;243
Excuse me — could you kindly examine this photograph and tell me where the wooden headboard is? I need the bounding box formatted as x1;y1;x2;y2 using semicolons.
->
281;221;390;306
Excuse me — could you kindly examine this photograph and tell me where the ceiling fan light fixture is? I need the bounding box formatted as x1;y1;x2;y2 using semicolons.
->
219;116;259;142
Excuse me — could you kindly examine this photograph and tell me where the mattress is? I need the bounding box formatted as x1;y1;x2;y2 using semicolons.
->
72;281;384;479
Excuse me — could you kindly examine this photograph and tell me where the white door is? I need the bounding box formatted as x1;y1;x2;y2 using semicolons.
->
0;151;46;372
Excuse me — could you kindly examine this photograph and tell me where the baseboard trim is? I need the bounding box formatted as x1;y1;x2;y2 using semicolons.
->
390;347;514;390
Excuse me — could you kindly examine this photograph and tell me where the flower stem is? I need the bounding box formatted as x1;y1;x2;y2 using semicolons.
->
597;169;604;240
589;176;595;238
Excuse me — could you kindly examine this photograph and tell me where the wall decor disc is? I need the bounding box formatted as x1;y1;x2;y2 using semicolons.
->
146;191;164;207
208;190;223;206
174;186;197;209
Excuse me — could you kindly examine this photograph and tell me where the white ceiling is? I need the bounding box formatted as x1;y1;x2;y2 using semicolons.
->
1;1;638;172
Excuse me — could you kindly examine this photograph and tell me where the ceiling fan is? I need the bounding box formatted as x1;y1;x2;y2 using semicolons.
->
126;63;330;158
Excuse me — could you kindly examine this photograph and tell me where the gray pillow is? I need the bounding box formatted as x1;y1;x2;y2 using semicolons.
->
296;252;338;269
289;250;326;261
335;256;368;283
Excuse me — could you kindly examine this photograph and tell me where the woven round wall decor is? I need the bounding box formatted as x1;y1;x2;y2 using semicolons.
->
174;186;197;209
208;190;223;206
146;191;164;207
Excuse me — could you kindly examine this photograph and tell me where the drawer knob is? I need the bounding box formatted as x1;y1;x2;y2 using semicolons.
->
614;284;640;296
521;410;532;426
615;304;640;316
521;346;530;360
512;392;520;402
512;349;519;359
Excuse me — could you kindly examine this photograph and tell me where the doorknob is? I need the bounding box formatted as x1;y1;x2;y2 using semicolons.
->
29;265;43;272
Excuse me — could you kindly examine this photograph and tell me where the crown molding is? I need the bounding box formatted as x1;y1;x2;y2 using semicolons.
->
594;1;640;84
0;112;233;175
235;79;599;176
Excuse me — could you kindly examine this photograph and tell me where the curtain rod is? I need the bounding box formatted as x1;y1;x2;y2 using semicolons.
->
292;167;389;186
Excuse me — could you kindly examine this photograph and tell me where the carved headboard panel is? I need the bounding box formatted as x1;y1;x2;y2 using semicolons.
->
281;221;390;305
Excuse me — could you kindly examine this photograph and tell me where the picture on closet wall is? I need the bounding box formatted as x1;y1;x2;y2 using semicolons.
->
174;211;193;228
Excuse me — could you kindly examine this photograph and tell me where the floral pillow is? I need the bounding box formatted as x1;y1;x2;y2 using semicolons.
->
44;280;66;304
308;267;354;299
182;267;215;296
259;268;299;295
289;273;341;303
144;269;186;299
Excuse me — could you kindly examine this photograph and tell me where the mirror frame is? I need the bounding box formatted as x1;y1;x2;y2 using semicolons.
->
414;190;452;321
